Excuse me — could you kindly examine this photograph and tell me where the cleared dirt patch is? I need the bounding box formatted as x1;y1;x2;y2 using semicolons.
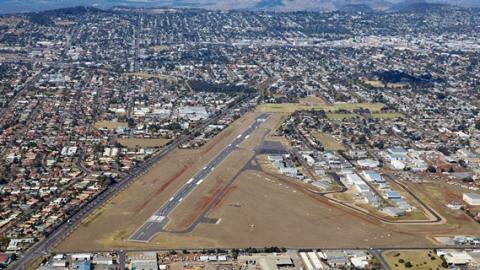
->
117;138;171;148
94;121;128;129
311;131;345;151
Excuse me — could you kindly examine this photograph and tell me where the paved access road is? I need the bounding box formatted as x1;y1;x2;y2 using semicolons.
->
129;113;269;242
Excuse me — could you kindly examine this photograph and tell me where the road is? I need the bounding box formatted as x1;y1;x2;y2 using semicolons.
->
129;113;269;242
370;249;392;270
9;95;253;270
0;70;44;120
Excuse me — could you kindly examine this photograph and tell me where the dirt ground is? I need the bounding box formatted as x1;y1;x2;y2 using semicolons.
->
117;138;171;148
94;121;128;129
55;112;271;251
55;112;480;252
311;131;345;151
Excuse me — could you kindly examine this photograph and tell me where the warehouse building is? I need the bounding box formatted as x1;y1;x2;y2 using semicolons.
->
463;193;480;206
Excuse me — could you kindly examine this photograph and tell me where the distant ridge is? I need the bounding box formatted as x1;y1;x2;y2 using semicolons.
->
388;0;452;12
339;4;375;12
0;0;478;15
31;6;106;15
26;6;106;25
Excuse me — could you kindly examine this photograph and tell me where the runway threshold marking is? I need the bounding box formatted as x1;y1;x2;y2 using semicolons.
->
129;113;269;242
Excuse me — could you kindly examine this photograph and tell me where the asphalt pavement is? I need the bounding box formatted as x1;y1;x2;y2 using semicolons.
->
129;113;269;242
9;96;253;270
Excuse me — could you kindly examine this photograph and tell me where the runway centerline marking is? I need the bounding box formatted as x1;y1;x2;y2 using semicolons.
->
129;113;269;242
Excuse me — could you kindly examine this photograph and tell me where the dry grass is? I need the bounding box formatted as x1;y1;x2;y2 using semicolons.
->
165;148;254;231
94;121;128;130
54;113;268;251
256;102;385;113
369;113;404;119
117;138;171;148
311;132;345;151
383;250;445;270
299;96;327;106
55;113;480;252
363;80;385;88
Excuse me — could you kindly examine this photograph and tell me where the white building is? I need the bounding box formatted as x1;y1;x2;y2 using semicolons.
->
129;252;158;270
178;106;209;121
437;250;473;265
463;193;480;206
71;253;92;261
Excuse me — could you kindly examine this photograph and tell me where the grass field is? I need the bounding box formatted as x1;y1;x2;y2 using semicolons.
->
94;121;128;130
363;79;385;88
363;80;407;89
256;102;385;113
383;250;445;270
311;132;345;151
117;138;171;148
369;113;404;119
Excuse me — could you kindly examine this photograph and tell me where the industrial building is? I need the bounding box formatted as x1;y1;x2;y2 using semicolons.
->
128;252;158;270
238;253;294;270
463;193;480;206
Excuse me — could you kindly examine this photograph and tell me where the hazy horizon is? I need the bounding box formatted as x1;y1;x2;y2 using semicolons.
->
0;0;478;14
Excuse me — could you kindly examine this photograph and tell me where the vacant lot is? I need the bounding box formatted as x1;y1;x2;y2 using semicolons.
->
311;132;345;151
94;121;128;130
363;79;385;88
117;138;171;148
256;102;385;113
404;180;480;235
383;250;445;270
299;96;327;106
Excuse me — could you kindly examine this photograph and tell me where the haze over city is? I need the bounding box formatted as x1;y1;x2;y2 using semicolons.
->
0;0;479;13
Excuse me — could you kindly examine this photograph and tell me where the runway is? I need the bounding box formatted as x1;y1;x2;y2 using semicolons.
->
129;113;269;242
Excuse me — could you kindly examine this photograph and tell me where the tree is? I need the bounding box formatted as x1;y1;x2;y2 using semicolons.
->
231;249;239;259
475;120;480;130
